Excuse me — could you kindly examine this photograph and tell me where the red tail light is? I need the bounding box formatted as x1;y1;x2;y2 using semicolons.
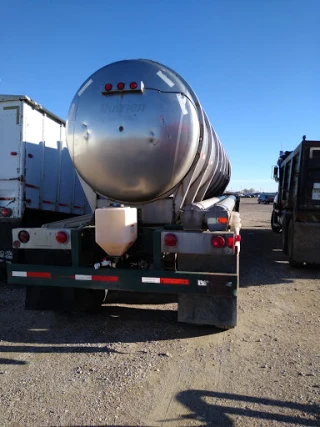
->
56;231;68;244
212;236;225;248
227;237;234;248
130;82;137;89
164;233;177;247
117;82;125;90
235;235;241;242
1;208;12;217
18;230;30;243
104;83;112;91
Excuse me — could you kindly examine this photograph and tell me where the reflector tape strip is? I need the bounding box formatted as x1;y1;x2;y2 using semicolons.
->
25;183;40;190
28;272;51;278
142;277;160;284
92;275;118;282
74;274;118;282
142;277;189;285
160;278;189;285
12;271;27;277
12;271;51;278
75;275;92;281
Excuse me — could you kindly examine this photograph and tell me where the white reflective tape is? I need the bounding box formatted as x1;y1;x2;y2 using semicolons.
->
75;274;92;281
157;71;174;87
78;79;93;96
12;271;27;277
141;277;160;284
176;94;188;115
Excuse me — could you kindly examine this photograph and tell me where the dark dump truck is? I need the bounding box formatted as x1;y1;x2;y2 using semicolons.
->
272;137;320;267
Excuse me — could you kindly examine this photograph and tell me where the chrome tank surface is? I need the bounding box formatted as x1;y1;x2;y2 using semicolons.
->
66;59;230;204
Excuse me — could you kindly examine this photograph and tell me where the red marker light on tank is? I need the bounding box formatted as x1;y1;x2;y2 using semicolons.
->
130;82;137;89
104;83;112;91
117;82;125;90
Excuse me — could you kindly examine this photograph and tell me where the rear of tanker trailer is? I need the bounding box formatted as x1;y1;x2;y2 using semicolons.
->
8;60;241;329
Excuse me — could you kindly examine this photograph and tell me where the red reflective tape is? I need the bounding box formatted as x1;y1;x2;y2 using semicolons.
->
25;183;40;190
160;278;189;285
27;272;51;278
92;275;118;282
73;205;82;209
59;203;68;207
0;197;14;201
42;200;55;205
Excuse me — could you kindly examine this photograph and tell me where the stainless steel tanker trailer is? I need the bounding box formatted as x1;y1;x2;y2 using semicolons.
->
7;59;241;328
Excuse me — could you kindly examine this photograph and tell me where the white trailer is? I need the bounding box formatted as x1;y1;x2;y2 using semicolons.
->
0;95;96;266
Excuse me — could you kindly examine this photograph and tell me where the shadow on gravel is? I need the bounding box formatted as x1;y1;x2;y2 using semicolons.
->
240;228;320;288
0;358;28;365
156;390;320;426
0;288;221;354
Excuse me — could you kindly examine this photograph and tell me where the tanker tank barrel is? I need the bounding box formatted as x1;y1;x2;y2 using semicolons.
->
66;59;231;214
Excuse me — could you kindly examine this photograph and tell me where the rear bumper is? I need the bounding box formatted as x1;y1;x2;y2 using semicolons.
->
7;264;238;297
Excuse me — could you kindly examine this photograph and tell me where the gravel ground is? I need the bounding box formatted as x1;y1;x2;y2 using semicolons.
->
0;199;319;426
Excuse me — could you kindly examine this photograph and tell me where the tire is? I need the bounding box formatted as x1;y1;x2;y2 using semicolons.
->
288;220;303;268
271;211;282;233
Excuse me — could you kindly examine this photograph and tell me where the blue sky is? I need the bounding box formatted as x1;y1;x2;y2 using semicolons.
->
1;0;319;192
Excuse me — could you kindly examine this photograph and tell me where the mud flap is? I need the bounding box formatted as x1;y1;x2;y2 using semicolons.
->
178;294;237;329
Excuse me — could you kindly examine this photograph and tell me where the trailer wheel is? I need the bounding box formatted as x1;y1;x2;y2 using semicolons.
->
288;220;303;268
271;211;281;233
73;289;107;312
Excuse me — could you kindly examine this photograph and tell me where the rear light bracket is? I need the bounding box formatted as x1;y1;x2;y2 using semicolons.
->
101;81;145;95
12;228;72;250
161;231;235;255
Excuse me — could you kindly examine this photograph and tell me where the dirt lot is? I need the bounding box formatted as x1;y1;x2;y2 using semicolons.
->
0;199;319;426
